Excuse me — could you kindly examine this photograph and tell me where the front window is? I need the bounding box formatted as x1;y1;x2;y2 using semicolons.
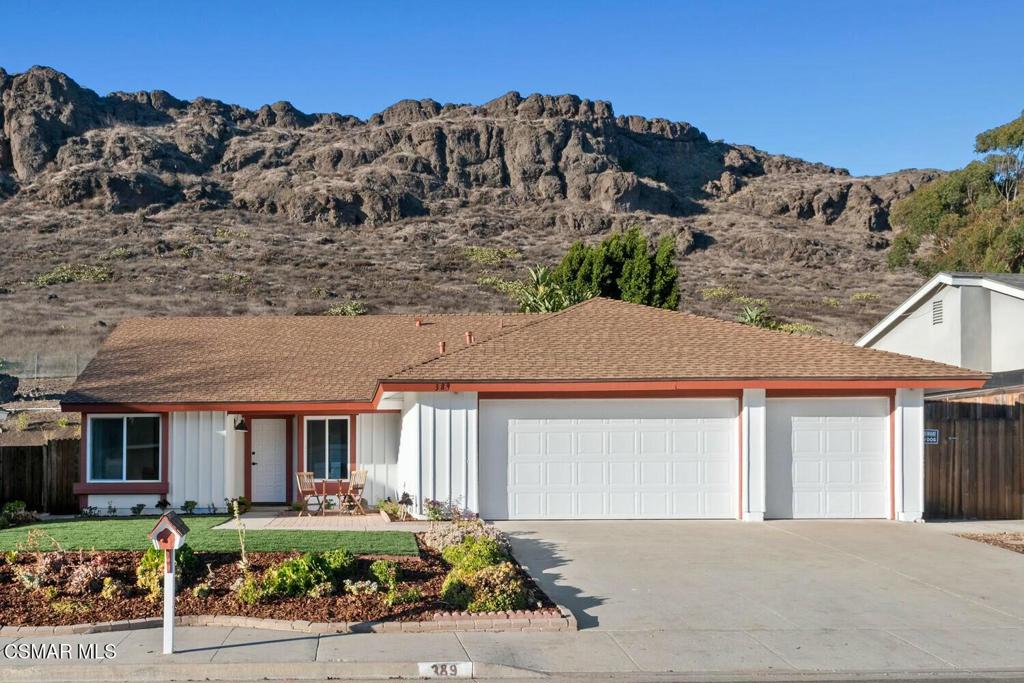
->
88;415;161;482
305;417;349;480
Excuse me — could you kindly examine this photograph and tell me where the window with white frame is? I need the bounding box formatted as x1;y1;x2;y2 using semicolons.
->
88;415;161;482
305;416;350;480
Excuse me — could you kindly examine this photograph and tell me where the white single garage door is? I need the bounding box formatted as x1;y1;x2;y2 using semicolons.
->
478;399;738;519
766;397;889;519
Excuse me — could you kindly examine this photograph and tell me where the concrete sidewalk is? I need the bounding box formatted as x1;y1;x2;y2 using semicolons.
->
5;624;1024;681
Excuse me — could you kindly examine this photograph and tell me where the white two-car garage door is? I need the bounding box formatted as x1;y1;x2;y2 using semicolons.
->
765;397;890;519
478;399;738;519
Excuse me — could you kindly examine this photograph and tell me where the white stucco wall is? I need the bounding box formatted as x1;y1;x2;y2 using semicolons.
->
872;285;961;366
990;291;1024;372
742;388;767;521
895;388;925;521
355;412;401;504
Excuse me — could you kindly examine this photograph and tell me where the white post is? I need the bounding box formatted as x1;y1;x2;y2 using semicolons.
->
163;549;175;654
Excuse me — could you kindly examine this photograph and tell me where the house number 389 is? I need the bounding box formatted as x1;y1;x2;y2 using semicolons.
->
418;661;470;678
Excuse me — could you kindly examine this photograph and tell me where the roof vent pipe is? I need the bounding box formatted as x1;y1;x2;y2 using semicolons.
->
465;331;474;344
438;341;446;354
415;317;423;327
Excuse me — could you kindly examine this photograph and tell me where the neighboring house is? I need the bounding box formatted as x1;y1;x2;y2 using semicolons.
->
61;298;984;521
856;272;1024;397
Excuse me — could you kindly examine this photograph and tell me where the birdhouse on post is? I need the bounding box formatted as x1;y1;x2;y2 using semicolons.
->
148;512;190;655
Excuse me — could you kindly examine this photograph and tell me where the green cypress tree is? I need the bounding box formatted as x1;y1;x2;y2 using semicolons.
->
618;228;653;304
651;234;680;309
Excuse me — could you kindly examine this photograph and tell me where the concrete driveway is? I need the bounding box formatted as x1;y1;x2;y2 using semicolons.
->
497;520;1024;673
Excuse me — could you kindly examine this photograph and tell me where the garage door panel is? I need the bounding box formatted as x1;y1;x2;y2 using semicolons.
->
578;491;604;516
546;462;572;485
578;461;605;485
482;399;738;519
703;429;733;454
546;432;573;456
704;459;731;485
512;492;542;517
514;432;542;456
767;398;889;519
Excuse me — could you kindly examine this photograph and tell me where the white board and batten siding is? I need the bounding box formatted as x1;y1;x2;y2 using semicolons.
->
169;411;230;509
355;413;401;504
398;392;479;515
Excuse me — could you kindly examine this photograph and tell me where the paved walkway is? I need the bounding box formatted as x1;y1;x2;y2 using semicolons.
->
212;509;432;532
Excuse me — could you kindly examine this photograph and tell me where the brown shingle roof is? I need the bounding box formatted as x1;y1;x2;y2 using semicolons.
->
66;313;542;404
66;299;984;405
389;298;986;383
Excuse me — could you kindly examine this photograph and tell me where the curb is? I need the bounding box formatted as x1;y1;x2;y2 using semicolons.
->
0;660;545;681
0;604;576;636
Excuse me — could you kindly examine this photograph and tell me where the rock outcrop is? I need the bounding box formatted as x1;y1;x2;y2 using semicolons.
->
0;66;930;228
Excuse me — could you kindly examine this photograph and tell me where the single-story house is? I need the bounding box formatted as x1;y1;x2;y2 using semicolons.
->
61;298;986;521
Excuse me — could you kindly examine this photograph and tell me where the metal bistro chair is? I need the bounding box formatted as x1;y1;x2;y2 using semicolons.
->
340;469;368;515
295;471;323;517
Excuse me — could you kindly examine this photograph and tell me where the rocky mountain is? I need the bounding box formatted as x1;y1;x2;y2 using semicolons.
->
0;65;935;361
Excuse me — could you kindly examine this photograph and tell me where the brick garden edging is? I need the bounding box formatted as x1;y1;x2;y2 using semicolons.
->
0;605;576;636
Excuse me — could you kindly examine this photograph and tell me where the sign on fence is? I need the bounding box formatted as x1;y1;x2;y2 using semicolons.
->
924;428;940;445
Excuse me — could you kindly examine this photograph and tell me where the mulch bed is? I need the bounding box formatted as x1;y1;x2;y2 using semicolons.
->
0;536;553;626
958;532;1024;555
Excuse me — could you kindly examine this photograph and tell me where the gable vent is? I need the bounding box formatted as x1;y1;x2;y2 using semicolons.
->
931;299;943;325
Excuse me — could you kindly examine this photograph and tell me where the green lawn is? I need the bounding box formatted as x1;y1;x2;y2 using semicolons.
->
0;516;419;556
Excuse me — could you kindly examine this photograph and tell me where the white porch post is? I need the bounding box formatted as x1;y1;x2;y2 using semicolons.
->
742;388;767;521
895;388;925;521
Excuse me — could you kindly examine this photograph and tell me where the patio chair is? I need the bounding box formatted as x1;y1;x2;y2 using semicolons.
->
340;469;367;515
295;471;323;516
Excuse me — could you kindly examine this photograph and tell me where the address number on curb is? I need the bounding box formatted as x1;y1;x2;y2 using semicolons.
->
418;661;472;678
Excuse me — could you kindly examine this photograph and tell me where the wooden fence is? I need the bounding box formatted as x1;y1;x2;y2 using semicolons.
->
925;394;1024;520
0;439;79;514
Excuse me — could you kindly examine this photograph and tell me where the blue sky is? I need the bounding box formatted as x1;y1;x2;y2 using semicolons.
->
5;1;1022;176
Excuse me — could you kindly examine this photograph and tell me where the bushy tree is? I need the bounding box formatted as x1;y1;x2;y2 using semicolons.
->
888;111;1024;275
976;112;1024;205
552;226;680;308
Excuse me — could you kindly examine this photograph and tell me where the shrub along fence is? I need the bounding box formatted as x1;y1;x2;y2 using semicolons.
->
0;438;79;514
925;394;1024;520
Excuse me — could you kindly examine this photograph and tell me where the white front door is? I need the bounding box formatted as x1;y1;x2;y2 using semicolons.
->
766;398;889;519
251;418;287;503
479;399;739;519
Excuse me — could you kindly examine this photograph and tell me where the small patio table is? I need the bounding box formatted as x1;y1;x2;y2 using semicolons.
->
318;479;349;515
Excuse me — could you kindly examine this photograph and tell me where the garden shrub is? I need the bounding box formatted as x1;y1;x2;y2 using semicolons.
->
369;559;400;592
262;553;330;598
343;579;378;595
192;582;212;599
235;574;266;605
310;581;334;598
422;519;510;554
385;587;423;607
441;562;528;612
465;563;528;612
136;545;199;597
36;552;66;585
2;501;36;526
441;535;507;572
440;570;474;610
321;548;356;584
377;499;402;519
67;556;109;594
100;577;127;600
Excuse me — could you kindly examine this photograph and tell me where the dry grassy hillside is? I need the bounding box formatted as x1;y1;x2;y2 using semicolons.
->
0;66;933;365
